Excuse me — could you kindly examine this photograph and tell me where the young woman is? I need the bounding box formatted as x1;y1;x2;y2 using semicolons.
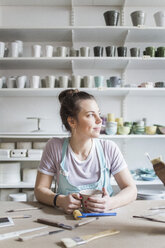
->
34;89;137;214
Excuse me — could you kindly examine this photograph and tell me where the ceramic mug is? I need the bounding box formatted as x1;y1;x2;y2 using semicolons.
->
15;40;23;57
83;76;94;88
59;75;68;88
94;76;104;87
103;10;120;26
80;189;102;212
109;76;121;87
130;48;140;57
30;75;40;88
16;75;27;88
9;42;19;57
93;46;103;57
117;46;127;57
143;47;156;57
7;76;16;88
71;75;81;88
45;75;55;88
56;46;68;57
105;46;116;57
45;45;54;57
154;11;165;27
130;10;146;26
32;45;42;57
0;42;5;58
80;47;90;57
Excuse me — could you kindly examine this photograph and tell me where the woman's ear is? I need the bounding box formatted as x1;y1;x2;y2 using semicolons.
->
67;116;77;129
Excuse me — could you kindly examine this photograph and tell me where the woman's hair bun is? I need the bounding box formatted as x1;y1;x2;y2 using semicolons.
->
58;89;79;104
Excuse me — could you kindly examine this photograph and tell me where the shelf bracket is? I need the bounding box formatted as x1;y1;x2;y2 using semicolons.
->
71;59;74;75
123;29;130;46
71;29;75;49
121;60;130;86
71;0;75;26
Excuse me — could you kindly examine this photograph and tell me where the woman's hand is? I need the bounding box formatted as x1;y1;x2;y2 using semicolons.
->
56;193;82;214
85;188;111;213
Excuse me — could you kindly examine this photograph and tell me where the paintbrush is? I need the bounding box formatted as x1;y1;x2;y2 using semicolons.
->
6;207;42;212
61;229;119;247
73;210;117;220
17;229;64;241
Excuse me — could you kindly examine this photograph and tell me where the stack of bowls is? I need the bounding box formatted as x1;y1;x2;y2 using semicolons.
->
105;121;117;135
132;121;145;134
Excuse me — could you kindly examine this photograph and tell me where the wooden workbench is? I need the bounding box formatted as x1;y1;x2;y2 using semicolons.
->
0;200;165;248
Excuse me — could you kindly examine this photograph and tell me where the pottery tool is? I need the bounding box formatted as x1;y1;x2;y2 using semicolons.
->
133;215;165;223
6;207;42;212
61;229;119;247
150;206;165;210
17;229;64;241
73;210;117;220
37;218;73;230
37;217;98;230
0;226;47;241
11;215;32;219
144;152;151;162
0;217;14;228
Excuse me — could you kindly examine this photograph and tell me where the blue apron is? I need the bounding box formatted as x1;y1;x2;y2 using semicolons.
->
57;138;113;196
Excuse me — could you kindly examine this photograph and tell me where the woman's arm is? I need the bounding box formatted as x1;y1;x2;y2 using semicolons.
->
34;171;82;213
86;168;137;212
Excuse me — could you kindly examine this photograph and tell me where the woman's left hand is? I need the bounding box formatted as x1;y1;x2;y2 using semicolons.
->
85;188;110;213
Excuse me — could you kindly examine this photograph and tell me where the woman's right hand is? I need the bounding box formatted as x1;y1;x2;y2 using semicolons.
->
56;193;82;214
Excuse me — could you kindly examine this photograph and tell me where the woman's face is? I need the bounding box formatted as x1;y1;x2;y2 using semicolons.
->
74;99;102;138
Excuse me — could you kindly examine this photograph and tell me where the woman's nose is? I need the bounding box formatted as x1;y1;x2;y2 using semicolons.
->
96;116;102;124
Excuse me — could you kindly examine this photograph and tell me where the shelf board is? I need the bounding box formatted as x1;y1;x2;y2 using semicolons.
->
1;26;165;43
0;158;41;161
0;88;165;97
0;0;164;7
1;57;165;70
0;133;164;139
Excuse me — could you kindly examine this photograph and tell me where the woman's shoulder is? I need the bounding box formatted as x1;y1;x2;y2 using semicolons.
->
45;137;66;151
97;138;117;150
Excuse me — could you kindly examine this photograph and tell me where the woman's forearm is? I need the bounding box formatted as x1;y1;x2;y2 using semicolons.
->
108;185;137;210
34;186;55;207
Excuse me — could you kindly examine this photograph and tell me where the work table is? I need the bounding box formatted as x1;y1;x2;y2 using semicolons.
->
0;200;165;248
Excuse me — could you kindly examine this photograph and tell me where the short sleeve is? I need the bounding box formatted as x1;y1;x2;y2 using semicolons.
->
38;138;63;176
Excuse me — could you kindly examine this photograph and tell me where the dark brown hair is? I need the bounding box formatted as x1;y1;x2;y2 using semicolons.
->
58;89;95;132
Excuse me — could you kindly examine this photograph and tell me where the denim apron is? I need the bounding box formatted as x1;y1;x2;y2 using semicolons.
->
57;138;113;196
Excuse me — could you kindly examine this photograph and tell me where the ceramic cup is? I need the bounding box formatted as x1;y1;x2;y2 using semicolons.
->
154;11;165;27
93;46;103;57
118;126;130;135
84;76;94;88
0;77;4;88
71;75;81;88
130;47;140;57
155;82;165;88
0;42;5;58
105;46;116;57
59;75;68;88
70;48;79;57
30;75;40;88
9;42;19;57
156;47;165;57
143;47;156;57
45;75;55;88
56;46;68;57
117;46;127;57
16;75;27;88
80;189;102;212
103;10;120;26
7;76;16;88
130;10;146;26
32;44;42;57
45;45;54;57
109;76;121;87
105;121;117;135
80;47;90;57
145;126;157;135
15;40;23;57
107;113;115;122
94;76;104;88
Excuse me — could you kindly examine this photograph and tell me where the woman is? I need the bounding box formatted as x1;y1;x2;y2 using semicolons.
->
34;89;137;214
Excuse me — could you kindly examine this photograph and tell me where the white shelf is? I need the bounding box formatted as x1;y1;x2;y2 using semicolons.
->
1;26;165;43
0;158;41;161
0;88;165;97
1;57;165;70
0;0;164;7
0;133;164;139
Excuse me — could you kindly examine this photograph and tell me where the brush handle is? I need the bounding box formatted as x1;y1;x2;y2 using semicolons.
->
80;212;117;218
82;229;119;242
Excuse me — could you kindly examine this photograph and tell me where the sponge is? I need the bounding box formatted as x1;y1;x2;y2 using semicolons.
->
73;210;82;220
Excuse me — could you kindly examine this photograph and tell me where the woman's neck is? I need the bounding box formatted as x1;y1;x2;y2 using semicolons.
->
69;136;93;161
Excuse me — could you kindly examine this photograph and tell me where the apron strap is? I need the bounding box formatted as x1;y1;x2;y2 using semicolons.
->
95;139;107;188
61;138;69;171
